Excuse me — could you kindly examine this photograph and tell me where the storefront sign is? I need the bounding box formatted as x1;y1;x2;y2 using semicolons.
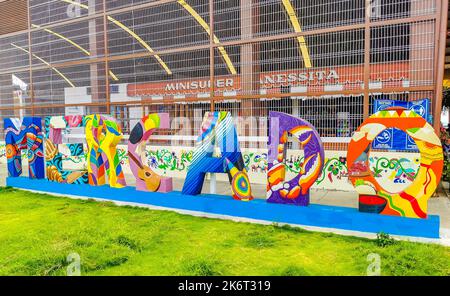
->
127;63;409;97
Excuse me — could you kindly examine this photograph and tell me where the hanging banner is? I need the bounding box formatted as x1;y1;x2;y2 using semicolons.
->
372;99;431;151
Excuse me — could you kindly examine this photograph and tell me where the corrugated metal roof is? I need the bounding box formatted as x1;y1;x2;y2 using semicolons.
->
0;0;28;35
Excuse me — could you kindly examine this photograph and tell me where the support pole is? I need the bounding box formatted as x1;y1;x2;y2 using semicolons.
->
433;0;449;134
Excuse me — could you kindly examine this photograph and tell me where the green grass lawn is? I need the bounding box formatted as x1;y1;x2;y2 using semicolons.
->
0;187;449;276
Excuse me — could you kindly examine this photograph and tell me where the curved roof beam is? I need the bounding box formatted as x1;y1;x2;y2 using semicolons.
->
32;24;90;56
107;16;172;75
31;24;119;81
281;0;312;68
11;43;75;88
61;0;87;9
58;0;172;75
177;0;237;75
108;70;119;81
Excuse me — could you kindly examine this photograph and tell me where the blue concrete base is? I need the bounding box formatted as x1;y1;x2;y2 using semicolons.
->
6;177;440;239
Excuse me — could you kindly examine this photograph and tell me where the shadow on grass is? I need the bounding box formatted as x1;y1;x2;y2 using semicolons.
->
276;265;310;276
0;186;16;193
179;257;224;276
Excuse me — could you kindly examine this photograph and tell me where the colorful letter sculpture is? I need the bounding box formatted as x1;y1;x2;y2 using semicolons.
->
347;107;443;218
267;112;324;206
44;116;88;184
128;113;173;192
4;117;44;179
85;114;126;188
2;104;445;223
182;112;253;201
